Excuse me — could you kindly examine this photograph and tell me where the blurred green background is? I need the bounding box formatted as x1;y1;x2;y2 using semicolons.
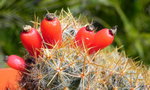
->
0;0;150;68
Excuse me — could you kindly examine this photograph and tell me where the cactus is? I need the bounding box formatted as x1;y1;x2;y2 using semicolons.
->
17;10;150;90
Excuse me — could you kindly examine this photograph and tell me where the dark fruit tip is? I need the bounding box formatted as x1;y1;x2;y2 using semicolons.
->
45;13;56;20
110;25;118;35
23;25;32;32
3;55;8;62
86;24;95;31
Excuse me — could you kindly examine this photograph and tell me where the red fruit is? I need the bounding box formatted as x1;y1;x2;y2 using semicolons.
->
75;25;95;49
5;55;26;71
89;26;117;54
40;13;62;48
20;25;43;57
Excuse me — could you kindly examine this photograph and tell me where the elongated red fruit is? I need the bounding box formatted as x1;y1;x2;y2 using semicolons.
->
89;26;117;54
5;55;26;71
40;13;62;48
75;25;95;49
20;25;43;57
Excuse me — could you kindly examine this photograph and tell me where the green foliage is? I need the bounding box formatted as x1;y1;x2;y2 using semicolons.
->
0;0;150;65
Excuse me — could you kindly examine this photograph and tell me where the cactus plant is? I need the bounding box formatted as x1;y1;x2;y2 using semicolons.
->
3;10;150;90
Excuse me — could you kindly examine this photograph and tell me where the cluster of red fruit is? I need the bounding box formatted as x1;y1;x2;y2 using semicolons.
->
5;13;117;71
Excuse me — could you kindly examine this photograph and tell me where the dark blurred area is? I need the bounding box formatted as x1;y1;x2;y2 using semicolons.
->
0;0;150;67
